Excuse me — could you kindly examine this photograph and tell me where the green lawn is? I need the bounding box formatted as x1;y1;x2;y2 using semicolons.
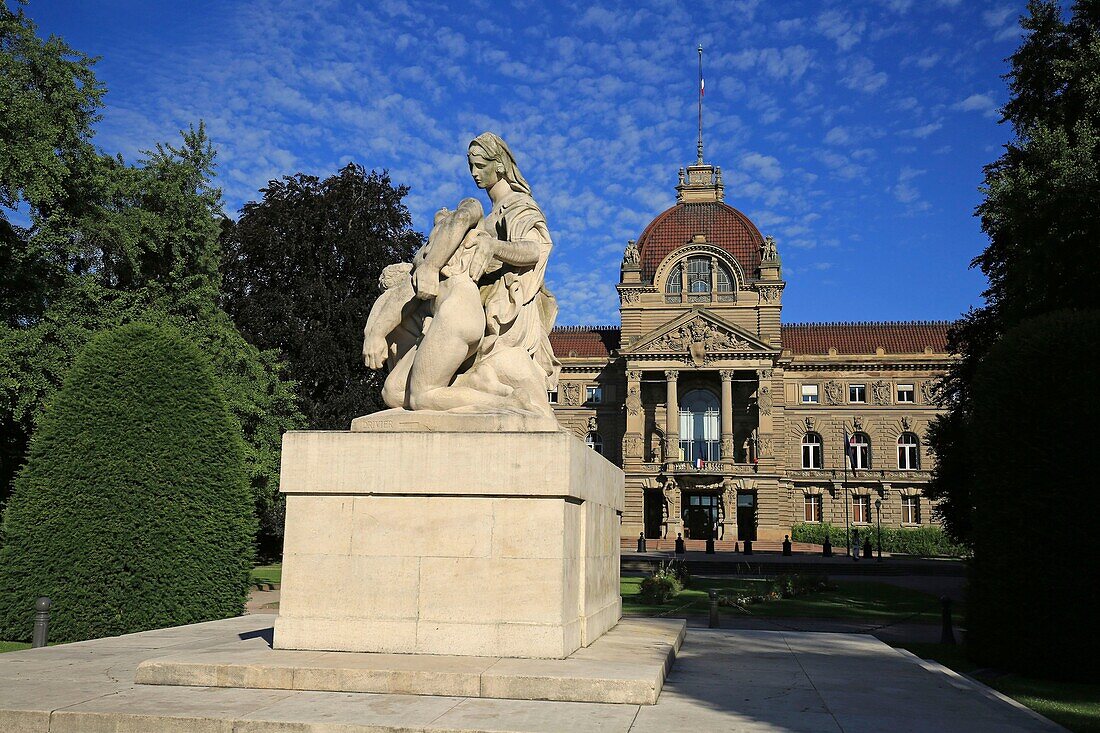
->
0;641;31;654
621;576;950;623
250;564;282;585
899;643;1100;733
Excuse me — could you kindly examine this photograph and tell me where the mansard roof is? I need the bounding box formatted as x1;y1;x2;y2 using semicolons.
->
635;201;764;283
780;321;952;355
548;325;621;358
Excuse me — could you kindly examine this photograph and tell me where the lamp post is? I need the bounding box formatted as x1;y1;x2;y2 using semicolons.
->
874;499;882;562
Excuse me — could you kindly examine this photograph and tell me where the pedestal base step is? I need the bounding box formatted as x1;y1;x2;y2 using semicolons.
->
136;618;685;706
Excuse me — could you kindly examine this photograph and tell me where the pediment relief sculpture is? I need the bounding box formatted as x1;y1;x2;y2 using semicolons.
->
640;317;752;366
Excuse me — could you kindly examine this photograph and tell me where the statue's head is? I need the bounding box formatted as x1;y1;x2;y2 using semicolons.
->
468;132;531;196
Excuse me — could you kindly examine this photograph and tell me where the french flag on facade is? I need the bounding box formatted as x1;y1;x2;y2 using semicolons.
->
695;457;704;469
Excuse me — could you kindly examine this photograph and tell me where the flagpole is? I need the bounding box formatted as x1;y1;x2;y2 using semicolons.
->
697;44;704;165
844;428;851;559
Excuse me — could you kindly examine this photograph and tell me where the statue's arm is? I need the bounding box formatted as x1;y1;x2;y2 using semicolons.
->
363;265;415;370
412;198;483;299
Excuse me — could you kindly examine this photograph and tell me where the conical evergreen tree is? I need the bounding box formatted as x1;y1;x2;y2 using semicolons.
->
0;323;255;642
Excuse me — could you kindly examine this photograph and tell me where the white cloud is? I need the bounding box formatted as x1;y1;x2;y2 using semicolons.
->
953;93;999;119
903;121;943;138
741;152;783;182
841;57;888;93
824;126;850;145
816;10;865;51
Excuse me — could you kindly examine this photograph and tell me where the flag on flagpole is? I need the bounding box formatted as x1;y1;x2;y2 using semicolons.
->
695;456;704;469
700;77;705;97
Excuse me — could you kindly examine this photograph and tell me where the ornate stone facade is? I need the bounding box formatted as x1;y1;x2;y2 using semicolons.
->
546;156;953;543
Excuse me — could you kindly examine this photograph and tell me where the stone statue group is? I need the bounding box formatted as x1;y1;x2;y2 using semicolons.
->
362;133;560;417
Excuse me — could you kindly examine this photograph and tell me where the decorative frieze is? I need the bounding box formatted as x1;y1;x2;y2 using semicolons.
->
643;317;751;356
758;386;773;416
561;382;581;406
823;379;844;405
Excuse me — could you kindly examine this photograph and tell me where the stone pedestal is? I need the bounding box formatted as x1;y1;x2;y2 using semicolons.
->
273;412;624;659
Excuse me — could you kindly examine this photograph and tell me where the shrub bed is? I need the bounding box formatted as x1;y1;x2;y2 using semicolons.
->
791;522;968;557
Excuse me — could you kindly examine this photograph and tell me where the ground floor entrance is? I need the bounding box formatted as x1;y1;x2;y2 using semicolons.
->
736;492;757;541
683;493;719;540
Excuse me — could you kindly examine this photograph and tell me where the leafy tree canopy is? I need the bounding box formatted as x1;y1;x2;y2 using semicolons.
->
927;0;1100;542
221;165;423;429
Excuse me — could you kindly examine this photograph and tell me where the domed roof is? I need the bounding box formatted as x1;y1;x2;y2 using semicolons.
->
636;201;765;283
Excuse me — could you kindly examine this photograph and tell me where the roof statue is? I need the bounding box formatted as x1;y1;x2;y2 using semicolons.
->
361;133;560;419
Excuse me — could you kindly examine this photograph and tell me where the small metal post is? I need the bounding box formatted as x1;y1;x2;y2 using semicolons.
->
637;532;646;553
708;590;720;628
940;596;956;645
782;535;792;556
32;597;51;648
705;535;715;554
875;499;883;562
743;539;753;555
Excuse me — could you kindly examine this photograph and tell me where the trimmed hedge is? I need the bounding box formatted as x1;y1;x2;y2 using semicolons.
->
0;324;256;643
791;522;968;558
967;310;1099;680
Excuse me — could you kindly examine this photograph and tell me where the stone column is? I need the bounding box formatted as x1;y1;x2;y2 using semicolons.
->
720;370;735;462
664;370;679;462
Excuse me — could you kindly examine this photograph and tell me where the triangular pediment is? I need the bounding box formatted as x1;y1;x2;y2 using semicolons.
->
623;309;777;357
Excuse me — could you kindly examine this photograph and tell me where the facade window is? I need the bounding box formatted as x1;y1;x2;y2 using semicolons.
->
687;257;711;293
897;383;915;403
902;496;921;524
804;495;823;522
586;385;603;404
547;390;558;404
716;264;733;292
679;389;720;461
848;432;871;469
585;432;603;454
853;495;871;524
849;384;866;403
801;432;823;469
665;263;683;294
801;384;819;404
897;432;920;470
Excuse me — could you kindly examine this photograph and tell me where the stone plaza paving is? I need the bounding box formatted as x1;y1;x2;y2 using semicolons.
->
0;613;1061;732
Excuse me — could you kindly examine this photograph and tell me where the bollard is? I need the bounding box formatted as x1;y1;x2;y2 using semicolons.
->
782;535;792;556
705;536;715;554
708;590;720;628
743;539;753;555
733;541;739;553
862;538;873;559
637;532;646;553
823;536;833;557
940;596;956;646
674;533;685;555
32;597;51;648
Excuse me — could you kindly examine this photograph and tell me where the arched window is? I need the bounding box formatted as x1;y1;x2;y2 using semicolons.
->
897;432;920;470
687;257;711;292
801;432;823;469
665;263;683;294
716;264;733;292
848;432;871;470
585;432;603;455
679;389;720;461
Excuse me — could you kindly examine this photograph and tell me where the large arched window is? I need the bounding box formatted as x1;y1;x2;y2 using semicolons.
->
585;432;603;455
801;432;823;469
848;432;871;470
679;389;720;461
664;256;736;300
897;432;920;470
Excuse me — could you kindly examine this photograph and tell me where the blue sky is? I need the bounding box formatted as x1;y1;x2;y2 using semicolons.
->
28;0;1030;327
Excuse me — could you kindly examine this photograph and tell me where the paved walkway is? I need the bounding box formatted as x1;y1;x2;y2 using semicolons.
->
0;614;1059;732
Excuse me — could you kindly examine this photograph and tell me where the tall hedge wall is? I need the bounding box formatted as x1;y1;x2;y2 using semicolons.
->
0;323;256;643
967;310;1098;679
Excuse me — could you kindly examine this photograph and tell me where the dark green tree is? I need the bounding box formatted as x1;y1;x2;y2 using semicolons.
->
927;1;1100;542
0;323;256;643
221;165;423;429
0;5;302;556
966;311;1099;678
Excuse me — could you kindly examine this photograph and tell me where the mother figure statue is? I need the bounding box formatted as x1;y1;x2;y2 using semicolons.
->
362;132;560;417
